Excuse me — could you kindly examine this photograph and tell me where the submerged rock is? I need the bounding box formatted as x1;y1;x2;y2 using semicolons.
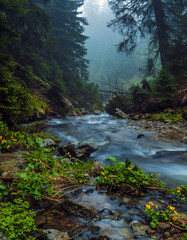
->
58;141;98;160
137;134;145;139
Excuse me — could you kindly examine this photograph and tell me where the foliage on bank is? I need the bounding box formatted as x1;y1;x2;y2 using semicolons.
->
0;120;186;239
106;67;187;117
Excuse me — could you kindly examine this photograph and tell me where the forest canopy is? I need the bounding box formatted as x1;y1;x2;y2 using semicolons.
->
0;0;101;123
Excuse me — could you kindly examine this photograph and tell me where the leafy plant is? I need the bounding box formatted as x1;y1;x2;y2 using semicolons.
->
145;202;178;228
96;158;164;192
61;159;94;183
11;172;53;199
170;185;187;201
0;198;37;240
0;182;8;199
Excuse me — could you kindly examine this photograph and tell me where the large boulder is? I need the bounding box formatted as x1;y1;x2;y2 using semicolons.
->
58;141;98;160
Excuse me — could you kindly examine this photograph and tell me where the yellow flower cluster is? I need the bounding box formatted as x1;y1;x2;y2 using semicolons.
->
176;187;182;193
67;152;71;158
101;172;107;179
145;201;158;210
167;206;178;215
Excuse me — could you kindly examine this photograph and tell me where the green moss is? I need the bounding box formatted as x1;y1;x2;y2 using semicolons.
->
150;112;183;123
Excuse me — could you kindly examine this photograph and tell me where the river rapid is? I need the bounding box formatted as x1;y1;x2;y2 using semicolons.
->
46;113;187;187
45;113;187;240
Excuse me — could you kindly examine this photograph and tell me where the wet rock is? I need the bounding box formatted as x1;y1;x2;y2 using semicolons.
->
0;151;26;177
130;220;154;236
38;139;56;148
58;141;98;160
164;231;170;238
42;229;69;240
156;222;171;232
91;161;104;176
115;108;128;119
137;134;145;139
0;232;8;240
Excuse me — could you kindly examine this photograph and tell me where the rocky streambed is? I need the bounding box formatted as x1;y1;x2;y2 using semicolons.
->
127;118;187;144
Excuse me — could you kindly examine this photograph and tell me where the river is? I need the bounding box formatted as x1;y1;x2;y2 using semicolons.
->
46;113;187;187
45;113;187;239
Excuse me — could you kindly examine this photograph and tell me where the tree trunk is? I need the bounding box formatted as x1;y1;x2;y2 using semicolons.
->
152;0;169;66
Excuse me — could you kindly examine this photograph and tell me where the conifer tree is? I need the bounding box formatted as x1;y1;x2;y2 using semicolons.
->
108;0;187;67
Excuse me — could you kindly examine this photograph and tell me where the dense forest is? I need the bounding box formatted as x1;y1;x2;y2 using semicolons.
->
0;0;101;125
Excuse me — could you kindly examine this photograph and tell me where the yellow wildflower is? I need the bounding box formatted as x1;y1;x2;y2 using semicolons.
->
149;201;154;206
35;159;38;161
177;190;181;193
145;205;151;209
104;176;107;180
173;217;177;222
52;146;55;151
174;211;178;215
127;167;132;170
0;136;2;139
101;172;105;176
167;206;175;211
155;204;158;209
69;155;71;158
13;139;17;141
7;145;10;148
11;136;14;138
158;174;160;176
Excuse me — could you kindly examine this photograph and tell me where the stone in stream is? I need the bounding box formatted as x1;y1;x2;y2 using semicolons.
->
58;141;98;160
137;134;145;139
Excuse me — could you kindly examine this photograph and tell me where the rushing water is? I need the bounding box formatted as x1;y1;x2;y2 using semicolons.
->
46;113;187;186
46;113;187;239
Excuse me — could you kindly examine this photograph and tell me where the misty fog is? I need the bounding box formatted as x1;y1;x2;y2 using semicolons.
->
82;0;147;90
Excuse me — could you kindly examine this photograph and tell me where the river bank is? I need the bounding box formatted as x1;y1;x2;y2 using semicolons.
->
127;117;187;144
0;115;187;240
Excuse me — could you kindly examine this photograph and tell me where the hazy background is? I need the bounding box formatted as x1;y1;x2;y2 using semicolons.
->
81;0;147;90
